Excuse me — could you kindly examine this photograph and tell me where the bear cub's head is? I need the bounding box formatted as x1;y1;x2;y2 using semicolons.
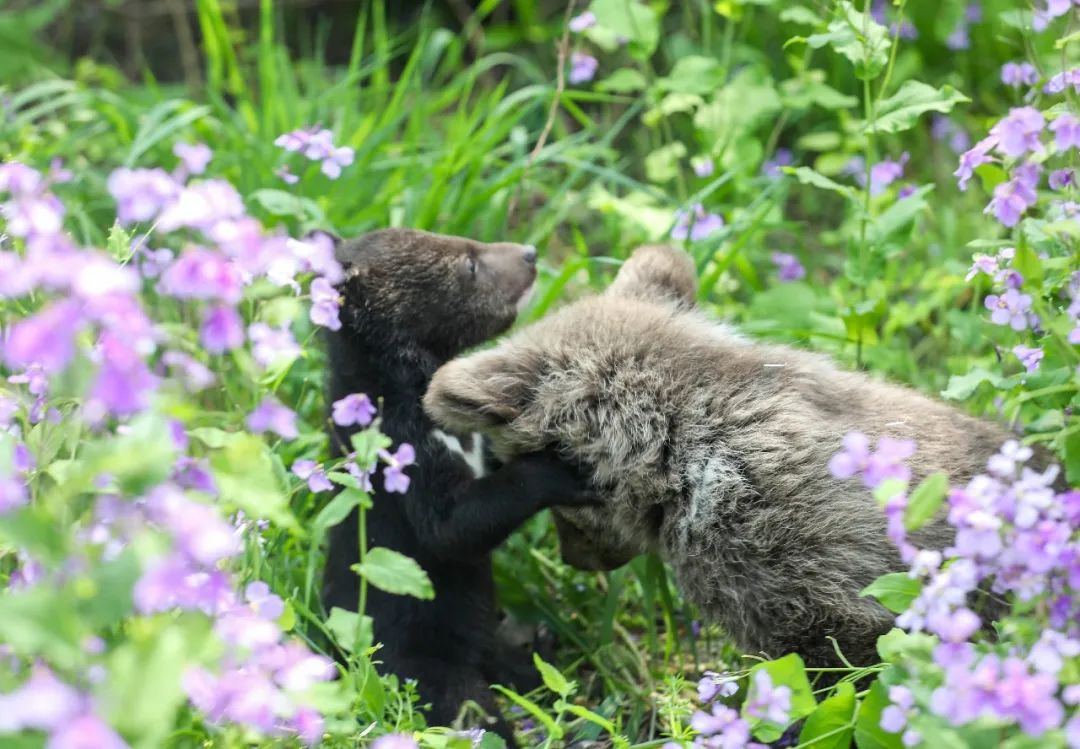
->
424;244;699;571
335;228;538;359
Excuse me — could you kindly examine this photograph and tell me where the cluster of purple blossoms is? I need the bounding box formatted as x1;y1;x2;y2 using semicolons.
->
828;432;916;491
931;116;971;154
274;126;355;180
1001;61;1039;88
761;148;794;178
1033;0;1080;31
832;433;1080;742
871;0;918;40
845;153;908;196
568;52;598;85
672;204;724;241
0;665;128;748
945;3;982;51
327;393;415;493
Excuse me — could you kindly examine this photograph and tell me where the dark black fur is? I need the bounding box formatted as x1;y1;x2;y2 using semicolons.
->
321;229;590;743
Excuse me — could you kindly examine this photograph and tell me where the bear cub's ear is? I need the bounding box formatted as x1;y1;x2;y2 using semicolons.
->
424;347;531;432
605;244;698;307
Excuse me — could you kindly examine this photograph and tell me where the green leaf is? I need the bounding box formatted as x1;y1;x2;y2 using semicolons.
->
589;0;660;56
1011;243;1044;287
491;685;564;740
595;68;647;93
326;606;373;653
533;652;574;697
863;82;969;134
349;428;393;470
799;682;856;749
904;472;949;530
747;654;817;742
873;478;908;504
656;55;725;95
876;628;935;663
556;701;616;733
0;505;65;562
644;142;688;183
210;433;298;529
780;71;858;111
0;584;85;667
249;188;324;223
805;2;891;80
869;185;933;242
1065;429;1080;487
353;547;434;599
860;572;921;614
854;679;903;749
188;427;237;449
313;487;368;532
643;92;703;127
940;368;1004;401
786;166;857;200
780;6;824;26
80;549;139;630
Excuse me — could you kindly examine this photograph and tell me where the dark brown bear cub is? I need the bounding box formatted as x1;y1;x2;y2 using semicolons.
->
321;229;591;744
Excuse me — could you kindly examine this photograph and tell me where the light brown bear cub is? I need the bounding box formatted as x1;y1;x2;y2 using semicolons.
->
423;244;1013;669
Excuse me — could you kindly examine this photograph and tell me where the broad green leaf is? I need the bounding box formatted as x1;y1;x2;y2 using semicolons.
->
0;505;65;562
1065;429;1080;487
492;685;564;739
940;368;1004;401
353;547;434;599
643;92;703;127
1011;243;1044;287
326;606;373;653
644;142;688;183
780;6;824;25
589;0;660;56
210;433;297;529
876;628;935;662
786;166;857;200
0;584;85;667
904;472;949;530
863;82;969;134
533;652;574;697
188;426;238;449
805;2;891;80
747;654;817;742
656;55;725;95
350;428;393;470
694;68;781;138
799;681;856;749
249;188;325;223
596;68;647;93
780;72;858;111
313;487;368;532
854;679;903;749
860;572;921;614
80;549;139;629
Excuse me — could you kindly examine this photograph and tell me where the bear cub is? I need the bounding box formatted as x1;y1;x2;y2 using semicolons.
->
321;229;592;742
424;243;1023;670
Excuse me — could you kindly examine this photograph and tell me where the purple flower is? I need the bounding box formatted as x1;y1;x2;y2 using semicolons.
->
693;157;715;178
697;671;738;703
134;554;233;614
157;180;245;232
159;247;243;304
248;322;300;368
985;288;1033;330
245;580;285;621
0;477;29;513
987;440;1033;478
990;108;1045;158
830;432;916;490
1012;345;1044;373
568;53;598;85
200;305;245;354
332;393;376;427
690;703;754;746
1044;68;1080;94
2;300;83;372
380;443;416;494
568;11;596;32
762;148;794;177
1050;168;1075;190
869;153;908;195
745;670;792;725
161;351;215;391
292;459;333;493
146;486;240;565
1001;62;1039;88
672;203;724;241
372;734;419;749
932;115;971;154
954;136;997;191
0;665;83;731
247;397;299;440
275;166;299;184
1050;113;1080;150
770;252;805;282
986;163;1040;227
106;167;180;224
87;333;158;419
48;712;130;749
309;277;342;330
320;146;354;180
174;142;213;175
880;685;914;733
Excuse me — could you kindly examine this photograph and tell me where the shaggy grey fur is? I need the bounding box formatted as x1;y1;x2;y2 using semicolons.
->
423;244;1013;668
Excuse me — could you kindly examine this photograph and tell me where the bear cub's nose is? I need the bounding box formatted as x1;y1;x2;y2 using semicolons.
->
521;245;537;265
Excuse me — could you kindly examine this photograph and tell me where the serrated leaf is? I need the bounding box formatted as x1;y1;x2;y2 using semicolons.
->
656;55;725;95
349;429;393;470
863;81;969;134
313;487;368;532
747;654;817;742
595;68;647;93
904;472;949;530
860;573;921;614
940;368;1004;401
799;682;856;749
326;607;373;653
805;2;891;80
533;652;574;697
589;0;660;56
876;628;935;662
644;142;688;183
353;547;434;599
